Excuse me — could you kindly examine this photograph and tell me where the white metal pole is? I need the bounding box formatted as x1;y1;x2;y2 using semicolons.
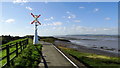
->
33;22;39;44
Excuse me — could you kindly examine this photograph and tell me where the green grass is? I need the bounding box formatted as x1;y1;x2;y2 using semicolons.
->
40;37;56;43
1;37;42;68
40;37;70;43
59;46;120;68
8;44;42;67
0;38;28;67
1;38;28;48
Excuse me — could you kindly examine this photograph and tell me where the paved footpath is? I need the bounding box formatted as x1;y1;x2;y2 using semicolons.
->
38;41;78;68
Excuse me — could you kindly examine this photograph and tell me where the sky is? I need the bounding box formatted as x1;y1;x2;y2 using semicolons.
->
0;1;118;36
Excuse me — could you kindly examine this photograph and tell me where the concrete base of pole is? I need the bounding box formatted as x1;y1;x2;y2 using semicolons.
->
33;35;39;44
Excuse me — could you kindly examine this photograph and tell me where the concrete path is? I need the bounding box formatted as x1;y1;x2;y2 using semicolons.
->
38;41;77;68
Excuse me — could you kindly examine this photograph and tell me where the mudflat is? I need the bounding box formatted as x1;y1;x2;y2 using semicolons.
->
54;41;120;57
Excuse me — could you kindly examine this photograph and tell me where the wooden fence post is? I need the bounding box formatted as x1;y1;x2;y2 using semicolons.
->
16;42;18;57
26;39;28;47
23;40;25;49
25;39;27;48
1;38;29;67
20;41;22;52
6;44;10;66
27;39;28;46
24;40;26;48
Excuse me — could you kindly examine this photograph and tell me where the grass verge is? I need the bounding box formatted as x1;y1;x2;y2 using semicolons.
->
5;44;42;68
40;37;70;43
0;38;28;67
58;46;120;68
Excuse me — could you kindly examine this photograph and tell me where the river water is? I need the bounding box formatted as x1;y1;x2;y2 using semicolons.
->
56;35;119;53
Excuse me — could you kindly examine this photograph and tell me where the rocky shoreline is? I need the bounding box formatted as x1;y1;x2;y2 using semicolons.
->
54;40;120;57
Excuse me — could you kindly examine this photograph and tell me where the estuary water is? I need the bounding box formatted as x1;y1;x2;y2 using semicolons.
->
57;35;119;53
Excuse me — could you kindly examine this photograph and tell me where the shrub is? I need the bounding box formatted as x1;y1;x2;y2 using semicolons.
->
9;44;42;67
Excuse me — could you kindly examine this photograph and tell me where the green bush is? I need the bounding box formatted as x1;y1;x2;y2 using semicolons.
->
0;38;28;66
9;44;42;67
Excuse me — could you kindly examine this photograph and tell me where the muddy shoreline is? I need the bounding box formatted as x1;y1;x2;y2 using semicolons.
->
54;40;120;57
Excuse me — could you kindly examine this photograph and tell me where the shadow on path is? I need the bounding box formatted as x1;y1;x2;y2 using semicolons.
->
40;51;48;68
35;45;48;68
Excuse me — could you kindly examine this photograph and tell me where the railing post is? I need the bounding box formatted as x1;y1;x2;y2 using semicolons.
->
23;40;25;49
16;42;18;57
25;39;27;48
24;40;26;48
26;39;28;47
27;38;28;44
6;44;10;66
20;41;22;52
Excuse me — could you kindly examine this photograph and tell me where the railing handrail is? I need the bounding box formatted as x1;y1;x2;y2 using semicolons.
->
0;38;29;68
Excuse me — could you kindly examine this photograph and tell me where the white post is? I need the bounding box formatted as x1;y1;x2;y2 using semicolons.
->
33;22;39;44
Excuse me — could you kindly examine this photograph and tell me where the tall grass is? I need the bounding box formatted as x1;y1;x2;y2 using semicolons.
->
59;46;120;68
8;44;42;67
0;38;28;67
1;38;42;68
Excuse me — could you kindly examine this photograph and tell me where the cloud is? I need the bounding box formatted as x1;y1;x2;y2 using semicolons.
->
66;11;70;14
94;8;99;12
26;7;33;11
68;16;71;19
105;17;111;20
63;11;76;19
71;26;117;34
44;0;48;4
40;25;117;35
0;19;15;23
52;27;56;29
75;26;88;31
5;19;15;23
79;6;85;9
0;20;4;23
71;14;76;18
13;0;28;4
66;11;76;19
103;28;110;31
74;20;81;23
43;22;62;26
44;17;54;21
52;26;66;30
53;22;62;26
